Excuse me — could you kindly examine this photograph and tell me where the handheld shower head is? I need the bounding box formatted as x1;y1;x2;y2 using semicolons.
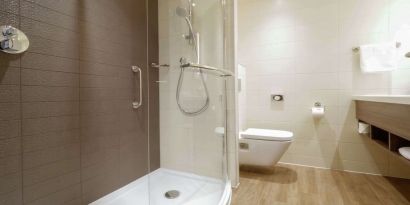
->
175;4;209;116
176;6;196;48
176;6;189;18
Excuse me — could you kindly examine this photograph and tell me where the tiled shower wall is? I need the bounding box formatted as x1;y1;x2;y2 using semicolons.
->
238;0;410;178
0;0;159;204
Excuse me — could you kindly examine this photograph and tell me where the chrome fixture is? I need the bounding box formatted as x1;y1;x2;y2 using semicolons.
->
314;102;323;108
132;66;142;109
164;190;180;199
0;25;29;54
176;3;211;116
151;63;170;68
271;94;284;102
180;60;234;77
175;6;199;63
176;7;193;42
152;61;233;77
176;0;195;45
352;42;401;52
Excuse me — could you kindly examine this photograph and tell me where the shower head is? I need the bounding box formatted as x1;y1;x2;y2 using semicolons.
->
176;5;195;43
176;6;189;18
175;4;198;62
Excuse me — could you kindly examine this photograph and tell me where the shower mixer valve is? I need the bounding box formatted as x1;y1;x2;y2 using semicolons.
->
2;26;17;37
0;25;29;54
0;26;16;50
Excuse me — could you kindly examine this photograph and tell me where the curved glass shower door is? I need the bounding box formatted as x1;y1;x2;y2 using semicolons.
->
149;0;230;204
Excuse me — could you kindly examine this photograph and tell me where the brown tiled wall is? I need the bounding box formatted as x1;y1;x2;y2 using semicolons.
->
0;0;159;204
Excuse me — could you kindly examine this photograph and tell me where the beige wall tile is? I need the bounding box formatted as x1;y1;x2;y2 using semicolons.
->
238;0;410;177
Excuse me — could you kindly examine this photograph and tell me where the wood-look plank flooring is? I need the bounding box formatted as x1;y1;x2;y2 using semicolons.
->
231;164;410;205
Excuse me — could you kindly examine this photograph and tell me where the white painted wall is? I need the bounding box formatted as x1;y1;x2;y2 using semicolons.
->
238;0;410;178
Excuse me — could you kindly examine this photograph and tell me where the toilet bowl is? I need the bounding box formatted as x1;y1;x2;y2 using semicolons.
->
239;128;293;166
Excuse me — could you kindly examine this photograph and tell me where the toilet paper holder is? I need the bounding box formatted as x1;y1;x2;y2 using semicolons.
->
312;102;325;118
314;102;323;108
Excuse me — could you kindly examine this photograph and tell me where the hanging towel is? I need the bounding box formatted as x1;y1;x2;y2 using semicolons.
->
360;42;398;73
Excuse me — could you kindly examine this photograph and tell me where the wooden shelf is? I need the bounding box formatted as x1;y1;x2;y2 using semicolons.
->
371;125;389;149
390;133;410;152
373;139;389;149
391;151;410;166
355;100;410;169
363;125;410;165
356;100;410;141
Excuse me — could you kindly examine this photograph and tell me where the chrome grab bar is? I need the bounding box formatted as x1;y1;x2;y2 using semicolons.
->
180;62;234;77
131;66;142;109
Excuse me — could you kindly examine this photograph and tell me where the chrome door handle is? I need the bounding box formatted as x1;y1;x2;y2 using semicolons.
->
132;66;142;109
151;63;170;68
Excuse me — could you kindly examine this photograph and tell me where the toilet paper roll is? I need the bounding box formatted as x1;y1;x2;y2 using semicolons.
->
358;122;369;134
312;107;325;118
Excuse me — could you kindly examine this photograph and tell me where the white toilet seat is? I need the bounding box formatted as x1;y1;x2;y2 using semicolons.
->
240;128;293;141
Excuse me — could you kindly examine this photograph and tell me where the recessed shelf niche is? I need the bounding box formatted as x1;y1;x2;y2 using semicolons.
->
362;123;410;165
371;125;389;149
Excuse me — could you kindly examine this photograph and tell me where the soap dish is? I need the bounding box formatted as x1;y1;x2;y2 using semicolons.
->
398;147;410;160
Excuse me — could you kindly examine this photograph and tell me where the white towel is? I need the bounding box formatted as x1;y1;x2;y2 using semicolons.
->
360;42;398;73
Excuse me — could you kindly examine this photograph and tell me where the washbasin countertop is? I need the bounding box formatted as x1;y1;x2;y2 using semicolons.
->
352;95;410;105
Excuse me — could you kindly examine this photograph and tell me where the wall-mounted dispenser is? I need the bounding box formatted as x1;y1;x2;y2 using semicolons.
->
0;25;29;54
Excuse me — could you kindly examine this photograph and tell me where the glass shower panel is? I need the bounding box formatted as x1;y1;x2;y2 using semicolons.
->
151;0;229;204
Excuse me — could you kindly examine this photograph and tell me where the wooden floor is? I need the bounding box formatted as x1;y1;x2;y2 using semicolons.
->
231;164;410;205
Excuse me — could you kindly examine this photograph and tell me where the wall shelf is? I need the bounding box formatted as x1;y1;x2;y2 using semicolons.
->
360;123;410;167
371;125;390;149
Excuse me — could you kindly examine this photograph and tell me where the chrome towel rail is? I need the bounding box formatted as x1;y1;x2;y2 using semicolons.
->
352;42;401;52
151;60;234;77
180;62;233;77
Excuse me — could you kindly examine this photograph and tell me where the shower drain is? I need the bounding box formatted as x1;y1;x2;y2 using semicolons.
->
164;190;180;199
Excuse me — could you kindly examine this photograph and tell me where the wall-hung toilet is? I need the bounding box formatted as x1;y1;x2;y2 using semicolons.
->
239;128;293;166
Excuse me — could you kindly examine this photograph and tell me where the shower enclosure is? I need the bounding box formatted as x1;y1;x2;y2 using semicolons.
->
0;0;231;204
93;0;232;204
151;0;232;203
